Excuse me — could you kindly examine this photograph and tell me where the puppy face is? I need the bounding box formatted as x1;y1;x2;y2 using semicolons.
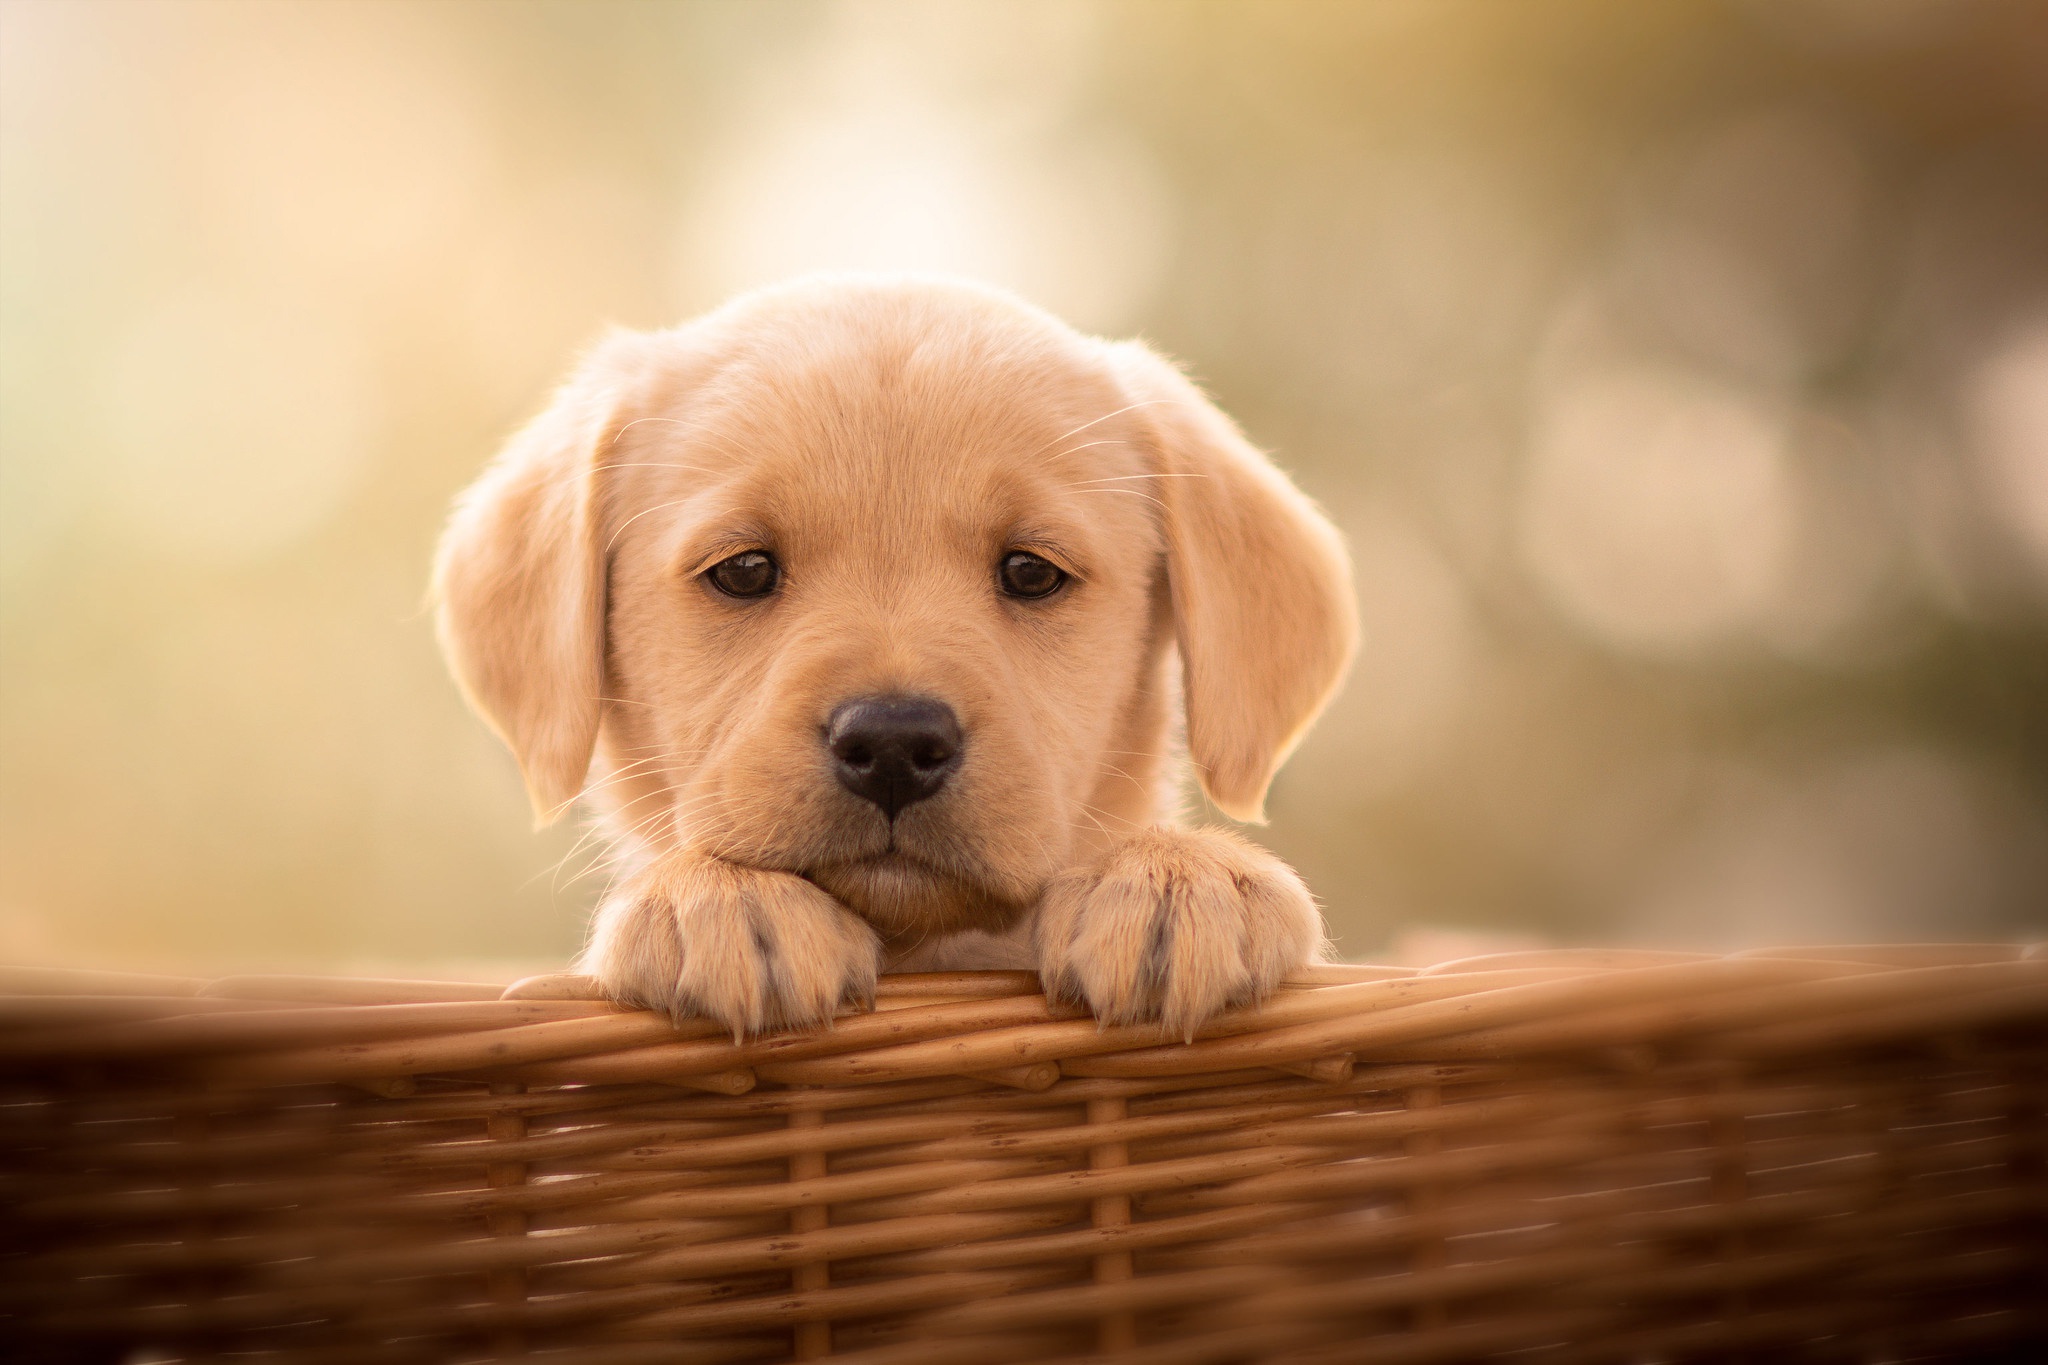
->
600;301;1170;943
437;277;1355;955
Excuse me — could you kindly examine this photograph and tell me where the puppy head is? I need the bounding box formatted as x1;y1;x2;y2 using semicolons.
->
435;277;1355;945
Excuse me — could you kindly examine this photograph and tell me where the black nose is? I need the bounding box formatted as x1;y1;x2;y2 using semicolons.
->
826;696;962;819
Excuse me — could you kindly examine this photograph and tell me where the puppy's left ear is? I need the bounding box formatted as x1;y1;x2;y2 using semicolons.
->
1105;341;1358;823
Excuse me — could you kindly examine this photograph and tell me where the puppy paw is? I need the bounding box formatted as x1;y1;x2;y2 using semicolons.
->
583;854;882;1037
1035;827;1324;1038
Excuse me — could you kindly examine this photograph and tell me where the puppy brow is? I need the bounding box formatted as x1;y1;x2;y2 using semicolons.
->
680;524;778;576
1003;529;1087;572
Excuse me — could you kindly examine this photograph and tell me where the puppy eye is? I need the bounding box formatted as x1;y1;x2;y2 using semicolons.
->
705;550;780;599
998;550;1066;600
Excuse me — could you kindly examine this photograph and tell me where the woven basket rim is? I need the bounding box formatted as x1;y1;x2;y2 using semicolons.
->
4;944;2041;1096
6;945;2045;1361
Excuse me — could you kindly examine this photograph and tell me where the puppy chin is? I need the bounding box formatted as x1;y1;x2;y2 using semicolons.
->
806;854;1029;944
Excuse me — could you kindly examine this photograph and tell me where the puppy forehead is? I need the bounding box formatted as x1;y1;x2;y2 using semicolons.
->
724;387;1140;506
692;406;1151;563
622;309;1157;556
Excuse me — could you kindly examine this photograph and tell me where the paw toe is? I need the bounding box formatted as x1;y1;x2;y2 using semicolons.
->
586;859;879;1037
1036;829;1322;1036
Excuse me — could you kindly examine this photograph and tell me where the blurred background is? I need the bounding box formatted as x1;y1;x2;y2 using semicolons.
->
3;0;2045;978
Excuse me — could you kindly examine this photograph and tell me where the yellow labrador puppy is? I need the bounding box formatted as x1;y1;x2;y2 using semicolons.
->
435;276;1356;1038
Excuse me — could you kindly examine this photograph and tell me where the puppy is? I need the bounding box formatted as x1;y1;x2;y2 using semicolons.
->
434;276;1357;1038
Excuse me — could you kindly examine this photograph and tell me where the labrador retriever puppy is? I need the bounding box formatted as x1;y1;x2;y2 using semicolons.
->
435;275;1356;1039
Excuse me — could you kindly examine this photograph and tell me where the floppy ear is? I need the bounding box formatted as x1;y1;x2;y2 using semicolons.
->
433;335;648;826
1105;342;1358;823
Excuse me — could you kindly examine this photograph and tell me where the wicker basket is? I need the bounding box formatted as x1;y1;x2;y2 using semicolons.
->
3;946;2043;1363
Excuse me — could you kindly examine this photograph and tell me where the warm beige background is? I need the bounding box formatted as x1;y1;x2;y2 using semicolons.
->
3;0;2045;977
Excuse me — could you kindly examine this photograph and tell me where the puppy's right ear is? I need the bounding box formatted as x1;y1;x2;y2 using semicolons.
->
433;334;650;826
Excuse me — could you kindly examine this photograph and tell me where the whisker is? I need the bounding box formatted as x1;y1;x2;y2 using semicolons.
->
558;803;684;884
1069;804;1113;839
607;416;697;449
570;767;671;805
1026;399;1169;460
591;461;717;476
571;754;683;796
603;498;696;554
1039;438;1127;464
542;743;721;876
1094;762;1145;789
1077;799;1144;835
1063;473;1208;485
1071;487;1166;511
547;786;676;880
593;794;695;850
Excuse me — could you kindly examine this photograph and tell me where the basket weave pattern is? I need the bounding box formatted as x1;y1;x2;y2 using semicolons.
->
3;946;2044;1362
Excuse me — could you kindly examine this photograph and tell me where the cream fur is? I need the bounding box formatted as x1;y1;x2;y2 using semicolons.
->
434;275;1357;1037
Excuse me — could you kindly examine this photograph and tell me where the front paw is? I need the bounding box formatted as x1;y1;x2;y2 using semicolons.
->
583;855;882;1037
1035;827;1323;1038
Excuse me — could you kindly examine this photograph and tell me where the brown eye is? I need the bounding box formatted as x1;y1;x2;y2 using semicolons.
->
998;550;1066;600
706;550;779;599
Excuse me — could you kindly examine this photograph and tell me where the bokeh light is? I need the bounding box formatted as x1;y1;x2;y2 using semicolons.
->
3;0;2044;976
1967;321;2048;574
1519;362;1796;655
676;1;1170;331
98;288;380;564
